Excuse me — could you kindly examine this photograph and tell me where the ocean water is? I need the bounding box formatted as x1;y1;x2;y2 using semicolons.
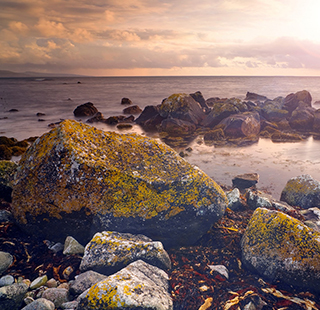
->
1;75;320;198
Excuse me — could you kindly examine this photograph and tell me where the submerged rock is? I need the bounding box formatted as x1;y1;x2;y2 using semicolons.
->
80;231;171;275
12;120;227;248
76;260;173;310
280;174;320;208
241;208;320;292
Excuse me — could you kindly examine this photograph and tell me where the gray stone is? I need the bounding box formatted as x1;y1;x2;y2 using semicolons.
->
0;275;14;287
69;270;107;296
80;231;171;276
0;251;13;275
226;188;245;210
0;210;13;223
61;300;79;309
21;298;55;310
0;282;29;310
300;207;320;232
63;236;85;255
208;265;229;279
77;260;173;310
41;288;69;308
246;189;273;210
280;174;320;208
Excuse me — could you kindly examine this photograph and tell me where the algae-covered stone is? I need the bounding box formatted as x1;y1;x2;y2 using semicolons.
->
80;231;171;275
12;120;227;248
77;260;173;310
280;174;320;208
241;207;320;292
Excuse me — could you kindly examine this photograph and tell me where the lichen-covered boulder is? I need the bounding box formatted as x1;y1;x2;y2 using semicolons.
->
76;260;173;310
0;283;29;310
0;161;17;202
280;174;320;208
241;208;320;292
159;93;206;125
12;120;227;248
80;231;171;275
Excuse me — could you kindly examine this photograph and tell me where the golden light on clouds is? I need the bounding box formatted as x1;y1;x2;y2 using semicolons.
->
1;0;320;76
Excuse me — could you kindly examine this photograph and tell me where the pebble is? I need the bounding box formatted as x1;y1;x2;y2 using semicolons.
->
0;251;13;275
21;297;55;310
0;274;14;287
46;278;58;288
63;236;85;255
30;275;48;290
208;264;229;279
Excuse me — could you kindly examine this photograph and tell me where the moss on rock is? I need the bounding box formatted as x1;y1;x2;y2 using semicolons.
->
241;207;320;292
12;120;227;247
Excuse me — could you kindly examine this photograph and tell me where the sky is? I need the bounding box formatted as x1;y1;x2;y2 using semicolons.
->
1;0;320;76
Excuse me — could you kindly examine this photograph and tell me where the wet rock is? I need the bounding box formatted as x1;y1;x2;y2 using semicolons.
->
232;173;259;190
41;288;69;308
203;128;225;143
135;105;164;130
280;174;320;208
73;102;98;117
123;105;142;114
245;92;268;102
313;109;320;132
261;100;288;122
76;260;173;310
0;282;29;310
159;93;206;125
159;118;196;135
288;104;315;131
86;112;104;123
80;231;171;275
69;270;107;296
0;145;12;160
283;90;312;114
270;130;303;142
220;112;260;138
0;160;17;202
226;188;245;210
0;275;14;287
190;91;209;112
12;120;227;248
21;298;55;310
36;113;46;117
63;236;85;255
0;251;13;275
121;97;132;105
116;123;133;130
241;207;320;292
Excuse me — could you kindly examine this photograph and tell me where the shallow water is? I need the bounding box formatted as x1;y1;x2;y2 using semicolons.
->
2;76;320;199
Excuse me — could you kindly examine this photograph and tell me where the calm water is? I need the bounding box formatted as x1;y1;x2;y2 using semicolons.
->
1;75;320;198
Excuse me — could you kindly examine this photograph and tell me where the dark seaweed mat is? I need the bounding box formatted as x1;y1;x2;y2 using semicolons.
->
1;200;320;310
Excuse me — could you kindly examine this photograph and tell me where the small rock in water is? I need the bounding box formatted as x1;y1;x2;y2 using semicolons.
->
232;173;259;190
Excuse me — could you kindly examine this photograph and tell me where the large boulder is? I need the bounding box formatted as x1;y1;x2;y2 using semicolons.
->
76;260;173;310
283;90;312;114
190;91;209;112
288;104;315;131
280;174;320;209
73;102;98;117
159;93;206;125
79;231;171;275
219;111;260;138
135;105;164;131
241;207;320;292
159;118;196;135
11;120;227;248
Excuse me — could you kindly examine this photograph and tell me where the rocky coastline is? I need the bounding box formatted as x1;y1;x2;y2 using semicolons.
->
1;90;320;309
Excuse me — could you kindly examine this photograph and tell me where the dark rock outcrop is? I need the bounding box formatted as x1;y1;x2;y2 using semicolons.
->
73;102;98;117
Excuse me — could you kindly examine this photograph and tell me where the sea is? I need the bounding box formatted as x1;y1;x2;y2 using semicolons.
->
1;75;320;199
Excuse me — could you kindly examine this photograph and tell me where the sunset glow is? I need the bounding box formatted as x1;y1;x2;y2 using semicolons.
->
1;0;320;76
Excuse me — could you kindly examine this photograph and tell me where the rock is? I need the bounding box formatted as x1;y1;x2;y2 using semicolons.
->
12;120;227;248
116;123;133;130
36;113;46;117
280;174;320;208
220;112;260;138
76;260;173;310
270;130;303;142
159;93;206;125
261;99;288;122
283;90;312;114
135;105;164;130
46;278;58;288
203;128;225;143
245;92;268;101
0;210;13;223
21;298;55;310
41;288;69;308
241;207;320;292
0;146;12;160
69;270;107;296
123;105;142;114
313;109;320;132
63;236;85;255
73;102;98;117
232;173;259;190
288;104;315;131
30;275;48;290
159;118;196;135
0;251;13;275
300;207;320;232
80;231;171;275
121;97;132;105
226;188;245;210
86;112;104;123
0;275;14;287
8;109;18;112
190;91;209;112
0;283;29;310
61;300;78;309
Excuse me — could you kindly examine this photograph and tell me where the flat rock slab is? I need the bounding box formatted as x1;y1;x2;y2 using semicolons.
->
232;173;259;190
